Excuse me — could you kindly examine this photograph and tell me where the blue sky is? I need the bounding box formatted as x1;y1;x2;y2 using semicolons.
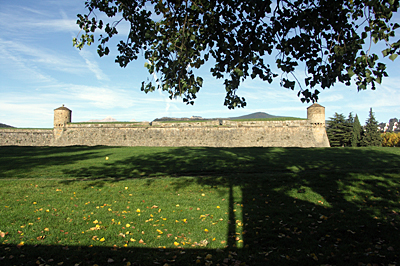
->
1;0;399;128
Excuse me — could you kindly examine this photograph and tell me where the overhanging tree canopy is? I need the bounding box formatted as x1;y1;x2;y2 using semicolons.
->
74;0;400;108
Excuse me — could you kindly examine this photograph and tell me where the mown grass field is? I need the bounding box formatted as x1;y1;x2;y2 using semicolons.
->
0;146;400;265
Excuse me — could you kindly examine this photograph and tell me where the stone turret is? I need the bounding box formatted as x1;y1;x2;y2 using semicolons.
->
307;103;330;147
307;103;325;126
54;105;71;140
54;105;71;127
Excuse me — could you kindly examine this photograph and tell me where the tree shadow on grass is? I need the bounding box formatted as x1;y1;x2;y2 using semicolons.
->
2;146;400;265
0;146;111;179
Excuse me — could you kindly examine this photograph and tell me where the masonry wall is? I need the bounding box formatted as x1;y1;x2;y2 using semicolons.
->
0;129;53;146
0;120;330;147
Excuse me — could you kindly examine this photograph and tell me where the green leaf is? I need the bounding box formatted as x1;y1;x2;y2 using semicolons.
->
347;68;355;78
389;53;398;61
234;68;243;77
361;32;368;39
382;48;391;57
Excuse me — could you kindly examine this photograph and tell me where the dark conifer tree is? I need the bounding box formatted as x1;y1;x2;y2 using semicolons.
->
351;114;363;147
344;112;354;146
361;108;382;146
327;113;348;147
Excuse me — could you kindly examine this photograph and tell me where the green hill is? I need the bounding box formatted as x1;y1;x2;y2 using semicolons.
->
0;123;14;128
227;112;279;120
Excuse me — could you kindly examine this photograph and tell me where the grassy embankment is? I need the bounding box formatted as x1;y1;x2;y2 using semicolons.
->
0;146;399;265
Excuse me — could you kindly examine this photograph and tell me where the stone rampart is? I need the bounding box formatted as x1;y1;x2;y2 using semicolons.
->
0;104;330;147
0;129;53;146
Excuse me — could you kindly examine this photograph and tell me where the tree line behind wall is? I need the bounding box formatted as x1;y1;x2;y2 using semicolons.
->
327;108;382;147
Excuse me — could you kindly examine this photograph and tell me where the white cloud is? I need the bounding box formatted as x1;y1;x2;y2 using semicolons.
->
0;38;86;81
78;50;110;81
66;84;171;109
0;7;78;35
0;41;55;83
70;85;131;108
319;93;344;103
20;7;50;17
0;98;57;128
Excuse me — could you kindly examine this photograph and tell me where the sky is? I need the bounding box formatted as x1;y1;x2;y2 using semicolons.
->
1;0;399;128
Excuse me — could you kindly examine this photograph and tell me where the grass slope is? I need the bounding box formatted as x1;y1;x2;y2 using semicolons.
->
0;146;399;265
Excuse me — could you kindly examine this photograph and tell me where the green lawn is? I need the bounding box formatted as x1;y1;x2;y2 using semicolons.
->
0;146;399;265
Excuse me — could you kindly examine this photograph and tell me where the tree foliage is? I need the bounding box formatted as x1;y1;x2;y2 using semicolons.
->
351;114;363;147
361;108;382;146
327;113;350;147
381;132;400;146
344;112;355;146
74;0;400;108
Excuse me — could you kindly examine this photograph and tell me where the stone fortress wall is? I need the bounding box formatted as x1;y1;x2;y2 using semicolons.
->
0;104;330;147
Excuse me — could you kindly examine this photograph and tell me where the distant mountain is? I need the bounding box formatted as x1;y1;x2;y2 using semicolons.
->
153;112;286;122
0;123;14;128
227;112;279;120
87;116;117;122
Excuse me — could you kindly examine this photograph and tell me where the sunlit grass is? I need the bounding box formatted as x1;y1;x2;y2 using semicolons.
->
0;178;236;248
1;146;400;265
